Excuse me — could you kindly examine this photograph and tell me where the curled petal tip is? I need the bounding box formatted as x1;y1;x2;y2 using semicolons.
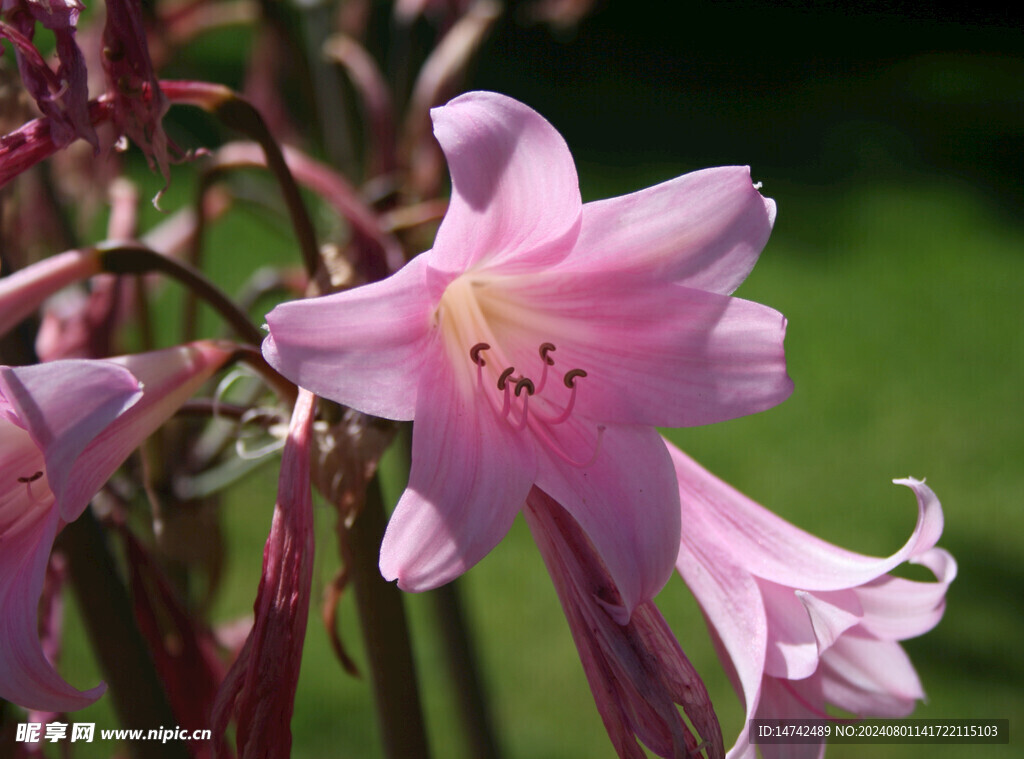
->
912;547;958;585
893;475;925;487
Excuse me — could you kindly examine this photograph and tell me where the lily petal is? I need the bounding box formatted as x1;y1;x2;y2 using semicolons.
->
798;589;863;656
855;547;957;640
500;271;792;427
558;166;775;294
263;255;435;421
0;361;142;519
756;677;827;759
673;447;944;590
60;342;234;521
379;351;535;590
676;528;766;759
535;423;679;621
429;91;582;273
818;635;924;717
760;584;860;680
0;504;105;711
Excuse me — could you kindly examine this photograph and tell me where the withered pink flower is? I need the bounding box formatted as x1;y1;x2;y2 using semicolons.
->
100;0;172;182
0;342;233;711
0;0;95;148
0;0;172;189
525;488;723;759
212;389;316;758
264;90;791;620
669;443;956;759
0;100;112;189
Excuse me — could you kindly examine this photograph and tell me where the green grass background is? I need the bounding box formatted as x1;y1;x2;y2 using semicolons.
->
10;2;1023;757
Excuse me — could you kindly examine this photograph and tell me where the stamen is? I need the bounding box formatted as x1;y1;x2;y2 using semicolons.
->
563;368;587;388
469;342;490;366
512;378;536;429
535;368;588;425
471;344;488;388
19;471;48;504
497;366;516;391
514;378;535;397
514;390;530;431
493;367;516;418
537;342;556;393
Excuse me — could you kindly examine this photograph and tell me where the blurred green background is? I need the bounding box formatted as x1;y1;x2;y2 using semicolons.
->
47;1;1023;757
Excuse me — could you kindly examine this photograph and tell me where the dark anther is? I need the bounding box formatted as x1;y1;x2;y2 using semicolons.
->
539;342;557;365
469;342;490;366
497;367;516;390
514;378;536;397
18;471;43;484
563;369;588;388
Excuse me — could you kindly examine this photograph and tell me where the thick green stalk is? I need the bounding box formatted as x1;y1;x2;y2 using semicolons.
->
431;581;503;759
337;477;431;759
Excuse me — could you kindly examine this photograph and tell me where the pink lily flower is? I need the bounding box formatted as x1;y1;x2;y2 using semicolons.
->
0;342;233;712
669;443;956;759
525;488;723;759
264;90;791;618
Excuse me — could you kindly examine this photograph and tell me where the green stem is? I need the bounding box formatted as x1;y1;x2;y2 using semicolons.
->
431;581;503;759
160;81;322;284
338;477;431;759
57;509;189;759
97;243;264;346
181;173;213;344
391;425;501;757
300;1;354;176
210;98;322;283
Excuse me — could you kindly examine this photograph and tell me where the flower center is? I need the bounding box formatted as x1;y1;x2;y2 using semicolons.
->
469;341;604;468
437;274;605;468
